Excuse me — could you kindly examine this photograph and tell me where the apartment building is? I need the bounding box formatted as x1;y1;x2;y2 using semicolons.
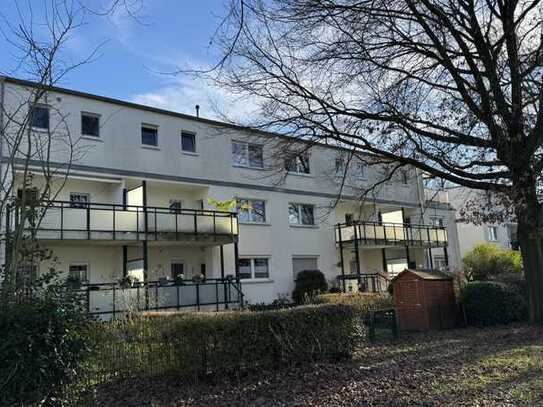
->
447;187;518;259
0;76;461;316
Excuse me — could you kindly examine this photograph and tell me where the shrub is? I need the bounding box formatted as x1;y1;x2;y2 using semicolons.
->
460;281;528;326
90;304;359;381
314;292;394;313
292;269;328;304
0;287;92;405
246;297;294;312
463;243;523;282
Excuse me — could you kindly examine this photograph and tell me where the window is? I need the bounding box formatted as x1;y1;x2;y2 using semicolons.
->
289;203;315;225
232;141;264;168
69;263;89;283
169;200;182;214
345;213;354;224
430;216;444;227
355;162;366;178
70;193;90;208
238;258;269;280
181;131;196;153
17;188;39;206
29;104;49;130
292;257;318;279
171;262;184;279
487;225;498;241
434;256;448;271
81;112;100;137
237;199;266;223
285;152;310;174
401;170;409;185
141;125;158;146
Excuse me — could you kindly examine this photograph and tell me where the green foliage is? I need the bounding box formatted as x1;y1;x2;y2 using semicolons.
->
0;285;92;405
460;281;528;326
292;269;328;304
463;243;523;282
314;292;394;313
89;304;359;382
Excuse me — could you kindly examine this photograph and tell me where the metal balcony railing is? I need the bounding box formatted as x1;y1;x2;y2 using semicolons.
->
74;278;244;317
335;221;448;248
12;200;238;242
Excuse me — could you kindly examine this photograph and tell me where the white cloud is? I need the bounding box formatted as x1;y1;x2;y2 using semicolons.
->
131;75;260;122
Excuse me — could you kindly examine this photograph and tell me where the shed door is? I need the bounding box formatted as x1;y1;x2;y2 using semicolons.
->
396;279;426;331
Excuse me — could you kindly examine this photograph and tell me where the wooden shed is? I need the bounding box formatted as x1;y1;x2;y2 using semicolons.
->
392;269;457;331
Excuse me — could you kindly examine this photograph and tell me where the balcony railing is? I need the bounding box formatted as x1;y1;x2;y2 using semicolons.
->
75;278;244;317
13;200;238;242
335;221;447;248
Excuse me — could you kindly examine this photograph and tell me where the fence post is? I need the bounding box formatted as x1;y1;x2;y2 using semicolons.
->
112;284;116;318
196;282;200;311
176;284;180;311
215;280;219;311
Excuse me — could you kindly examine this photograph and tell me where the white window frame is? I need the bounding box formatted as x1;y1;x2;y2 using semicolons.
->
286;152;311;175
238;257;270;280
232;141;264;169
69;262;89;283
237;198;267;224
69;192;90;208
81;111;101;137
141;124;159;146
29;103;50;131
288;202;315;226
181;130;197;153
487;225;499;241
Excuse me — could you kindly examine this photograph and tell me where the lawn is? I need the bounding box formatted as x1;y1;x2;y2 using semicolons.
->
91;324;543;406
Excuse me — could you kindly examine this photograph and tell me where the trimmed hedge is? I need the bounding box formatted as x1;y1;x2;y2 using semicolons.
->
314;292;394;313
89;304;359;382
460;281;528;326
292;270;328;304
0;291;92;406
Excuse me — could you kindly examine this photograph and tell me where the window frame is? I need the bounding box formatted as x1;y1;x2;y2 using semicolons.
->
429;216;444;227
81;112;101;137
238;257;270;280
288;202;316;226
170;261;185;280
292;256;319;280
29;103;50;131
231;140;264;169
68;263;89;283
236;198;267;224
69;192;90;208
285;152;311;175
181;131;197;153
141;124;159;147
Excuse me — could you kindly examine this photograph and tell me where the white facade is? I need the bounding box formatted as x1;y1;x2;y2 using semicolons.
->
447;187;517;259
0;77;461;311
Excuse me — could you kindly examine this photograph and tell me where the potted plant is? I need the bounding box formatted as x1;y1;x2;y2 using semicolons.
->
174;273;185;285
118;275;139;289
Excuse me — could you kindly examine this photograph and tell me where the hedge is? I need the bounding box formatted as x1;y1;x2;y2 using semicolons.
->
460;281;528;326
88;304;359;382
314;292;394;313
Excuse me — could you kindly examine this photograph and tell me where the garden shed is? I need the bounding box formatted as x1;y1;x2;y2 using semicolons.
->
392;269;457;331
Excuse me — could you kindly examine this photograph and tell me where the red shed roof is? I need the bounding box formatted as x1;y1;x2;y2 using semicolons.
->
392;269;453;282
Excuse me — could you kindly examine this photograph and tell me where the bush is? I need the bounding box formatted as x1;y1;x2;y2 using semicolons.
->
0;288;92;405
314;292;394;313
460;281;528;326
90;304;359;381
292;269;328;304
463;243;523;282
246;297;294;312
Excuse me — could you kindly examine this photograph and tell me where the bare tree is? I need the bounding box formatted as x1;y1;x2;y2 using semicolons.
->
192;0;543;321
0;0;142;295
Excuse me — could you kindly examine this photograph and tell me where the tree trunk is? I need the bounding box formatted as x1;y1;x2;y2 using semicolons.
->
518;207;543;323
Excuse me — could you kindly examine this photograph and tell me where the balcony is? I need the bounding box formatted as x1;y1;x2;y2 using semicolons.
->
14;200;238;243
335;221;447;248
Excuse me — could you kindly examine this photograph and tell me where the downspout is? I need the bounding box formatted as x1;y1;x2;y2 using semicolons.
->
415;168;430;268
0;76;6;273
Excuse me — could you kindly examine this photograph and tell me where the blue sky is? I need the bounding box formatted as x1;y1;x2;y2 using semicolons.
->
0;1;240;119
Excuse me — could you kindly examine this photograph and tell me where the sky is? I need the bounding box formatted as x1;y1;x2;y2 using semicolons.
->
0;0;243;120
